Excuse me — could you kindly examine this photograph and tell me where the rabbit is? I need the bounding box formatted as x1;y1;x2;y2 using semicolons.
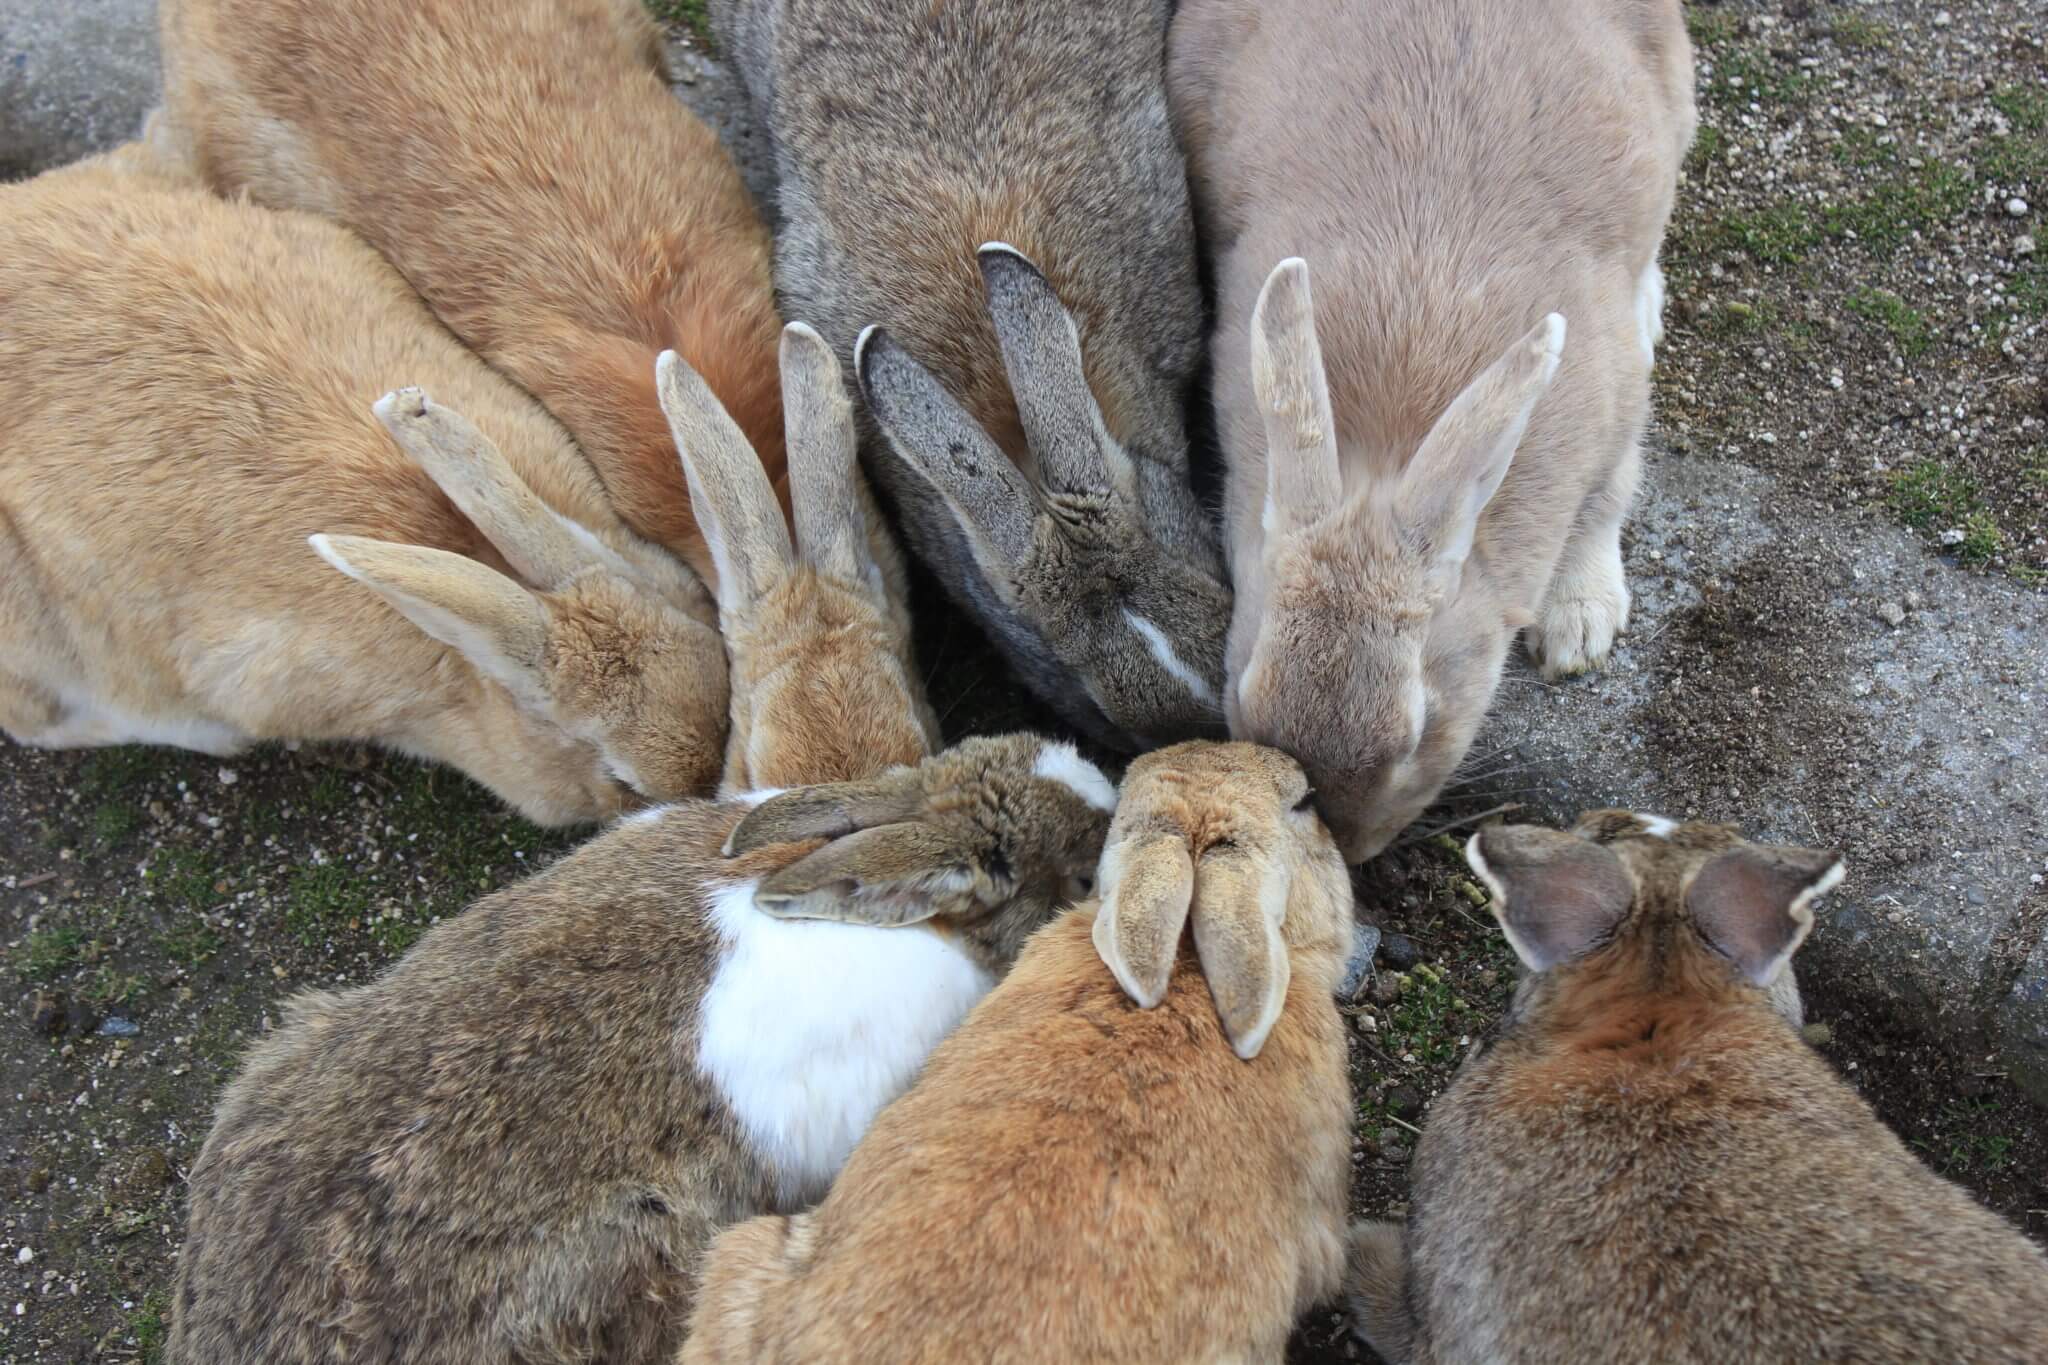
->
679;740;1354;1364
711;0;1234;753
166;733;1115;1365
0;154;729;826
1169;0;1697;858
1347;811;2048;1364
154;0;915;626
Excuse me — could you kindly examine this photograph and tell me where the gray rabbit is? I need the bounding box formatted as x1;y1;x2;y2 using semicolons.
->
715;0;1231;752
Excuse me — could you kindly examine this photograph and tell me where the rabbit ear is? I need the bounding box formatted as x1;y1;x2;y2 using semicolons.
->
779;322;868;584
1250;258;1343;528
310;534;550;705
1189;847;1292;1060
753;823;976;927
977;243;1135;499
856;324;1040;576
1686;845;1844;987
373;389;606;592
657;349;795;618
1467;825;1632;972
1091;833;1196;1009
1397;313;1566;576
723;771;924;856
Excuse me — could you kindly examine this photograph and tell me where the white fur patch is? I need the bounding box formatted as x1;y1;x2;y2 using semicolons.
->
622;804;672;826
1122;610;1219;708
733;786;788;810
1031;742;1116;812
1634;263;1666;366
696;879;996;1205
1635;813;1679;838
30;690;248;755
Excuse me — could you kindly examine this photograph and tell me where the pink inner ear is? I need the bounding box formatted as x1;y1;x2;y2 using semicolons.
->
1470;827;1632;972
1685;846;1842;985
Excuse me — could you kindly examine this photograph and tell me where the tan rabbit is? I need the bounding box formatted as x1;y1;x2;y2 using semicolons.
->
1171;0;1696;859
153;0;889;604
0;155;726;826
1348;812;2048;1364
167;733;1114;1365
680;741;1354;1364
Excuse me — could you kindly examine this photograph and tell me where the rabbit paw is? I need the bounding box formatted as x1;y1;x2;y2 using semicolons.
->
1529;556;1630;678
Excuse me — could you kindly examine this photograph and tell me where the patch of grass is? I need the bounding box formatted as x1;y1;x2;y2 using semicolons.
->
1701;199;1827;265
81;747;173;797
1832;126;1898;170
1844;289;1932;356
146;846;231;911
1686;123;1726;174
22;925;87;981
1980;132;2048;191
307;768;352;811
1991;84;2048;135
1685;7;1737;49
1698;297;1779;337
1919;1100;2021;1176
644;0;713;49
128;1287;171;1363
91;802;140;845
1376;964;1470;1069
1704;46;1817;112
157;923;222;969
2011;262;2047;320
284;862;378;945
1887;461;2008;567
1821;161;1972;257
1830;14;1893;51
85;966;146;1007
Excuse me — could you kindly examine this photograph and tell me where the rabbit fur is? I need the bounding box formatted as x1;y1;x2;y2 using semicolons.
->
713;0;1233;752
1170;0;1695;858
680;741;1354;1364
167;734;1113;1364
1348;810;2048;1364
0;150;725;825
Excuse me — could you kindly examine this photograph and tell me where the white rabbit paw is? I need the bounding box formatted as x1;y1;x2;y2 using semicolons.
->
1529;558;1630;679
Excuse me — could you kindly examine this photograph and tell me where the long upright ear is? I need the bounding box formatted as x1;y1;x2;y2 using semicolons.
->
1686;845;1844;987
1092;834;1196;1009
1467;825;1632;972
1250;258;1343;529
657;349;794;618
723;772;923;856
1396;313;1566;576
856;325;1040;574
779;323;868;584
373;389;605;591
977;243;1135;499
310;534;550;705
753;823;974;927
1189;848;1291;1060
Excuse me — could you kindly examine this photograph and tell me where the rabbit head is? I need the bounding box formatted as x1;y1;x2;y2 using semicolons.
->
723;733;1116;973
658;326;937;793
311;389;727;810
857;246;1232;754
1469;810;1844;1020
1092;740;1353;1059
1227;259;1566;861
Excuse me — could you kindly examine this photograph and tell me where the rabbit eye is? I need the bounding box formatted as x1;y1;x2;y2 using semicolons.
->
1293;789;1317;814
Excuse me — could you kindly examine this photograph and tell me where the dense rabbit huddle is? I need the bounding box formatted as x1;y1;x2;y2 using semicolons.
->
1;0;2043;1361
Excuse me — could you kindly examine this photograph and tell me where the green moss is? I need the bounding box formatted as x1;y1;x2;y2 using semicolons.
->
146;846;232;911
91;802;140;845
21;926;87;982
1887;461;2007;568
284;863;377;946
1830;14;1893;51
1991;84;2048;135
85;966;146;1006
1704;47;1817;112
1685;7;1738;49
81;747;175;797
1844;289;1932;356
644;0;713;49
157;923;223;969
128;1288;171;1363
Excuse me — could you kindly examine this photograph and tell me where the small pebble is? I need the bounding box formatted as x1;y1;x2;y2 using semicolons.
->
13;1248;31;1266
2016;234;2037;257
2007;198;2030;219
96;1017;140;1038
1379;931;1423;971
1875;601;1906;628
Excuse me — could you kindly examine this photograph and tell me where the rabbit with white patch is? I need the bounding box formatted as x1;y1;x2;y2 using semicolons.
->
167;734;1112;1364
713;0;1232;752
1171;0;1695;857
0;152;723;825
681;741;1353;1363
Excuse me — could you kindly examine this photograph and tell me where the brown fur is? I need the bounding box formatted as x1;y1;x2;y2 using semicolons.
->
1172;0;1696;858
0;156;725;825
155;0;790;588
1350;811;2048;1363
682;742;1356;1363
168;735;1110;1364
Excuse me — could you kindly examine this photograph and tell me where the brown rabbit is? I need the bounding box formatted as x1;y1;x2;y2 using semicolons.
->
680;741;1355;1364
1171;0;1696;859
1349;812;2048;1364
153;0;812;593
0;152;725;825
166;734;1113;1365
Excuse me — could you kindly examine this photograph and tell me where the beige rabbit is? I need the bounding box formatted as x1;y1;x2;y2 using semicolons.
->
0;154;728;825
1170;0;1696;859
153;0;911;613
681;741;1354;1364
167;732;1114;1365
1348;811;2048;1364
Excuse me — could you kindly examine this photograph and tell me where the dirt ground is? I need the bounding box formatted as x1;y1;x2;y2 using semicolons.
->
3;1;2046;1361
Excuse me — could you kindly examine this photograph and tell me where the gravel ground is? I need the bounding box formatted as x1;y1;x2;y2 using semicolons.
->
3;1;2046;1361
